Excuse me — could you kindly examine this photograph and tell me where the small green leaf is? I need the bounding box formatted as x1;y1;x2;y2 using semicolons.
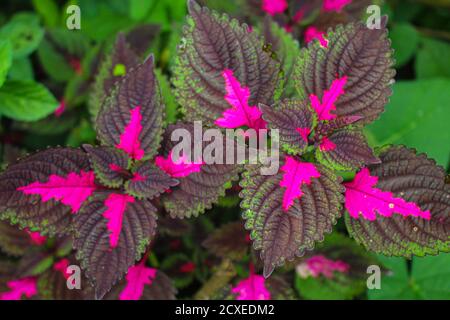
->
32;0;60;27
0;80;58;121
416;37;450;79
8;57;34;81
0;13;44;59
390;23;419;67
156;68;178;124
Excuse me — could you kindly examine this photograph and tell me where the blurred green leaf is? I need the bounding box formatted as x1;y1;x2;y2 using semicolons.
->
366;79;450;167
416;37;450;79
66;119;96;147
129;0;153;21
32;0;60;27
0;40;12;88
369;254;450;299
390;23;419;67
155;68;178;124
0;13;44;59
0;80;58;121
8;57;34;81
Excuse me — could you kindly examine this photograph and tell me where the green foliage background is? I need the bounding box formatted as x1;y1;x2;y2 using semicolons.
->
0;0;449;300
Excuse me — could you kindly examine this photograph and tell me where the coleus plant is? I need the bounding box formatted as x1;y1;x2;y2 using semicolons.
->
172;0;449;279
0;32;239;299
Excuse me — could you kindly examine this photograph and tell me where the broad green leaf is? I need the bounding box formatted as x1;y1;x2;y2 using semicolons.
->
0;80;58;121
0;13;44;59
8;57;34;81
390;23;419;67
366;79;450;167
0;41;12;88
32;0;60;27
415;37;450;79
129;0;153;21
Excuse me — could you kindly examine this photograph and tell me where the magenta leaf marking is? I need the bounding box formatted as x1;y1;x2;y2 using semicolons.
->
310;76;347;121
344;168;432;221
155;151;203;178
103;193;136;248
279;156;321;211
0;277;37;300
215;69;267;131
24;228;47;245
119;261;157;300
323;0;352;12
261;0;288;16
231;274;271;300
131;172;146;182
304;26;329;48
109;163;123;172
54;258;71;279
54;99;65;117
297;255;349;279
295;127;311;143
319;136;337;151
115;106;145;160
17;170;97;213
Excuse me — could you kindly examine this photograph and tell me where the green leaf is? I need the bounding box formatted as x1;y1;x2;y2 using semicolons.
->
0;41;12;88
0;80;58;121
0;13;44;59
129;0;153;21
155;68;178;124
416;37;450;79
8;57;34;81
366;79;450;167
369;254;450;299
390;23;419;67
32;0;60;27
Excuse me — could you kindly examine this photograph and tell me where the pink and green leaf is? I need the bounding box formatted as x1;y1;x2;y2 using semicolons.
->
309;76;347;121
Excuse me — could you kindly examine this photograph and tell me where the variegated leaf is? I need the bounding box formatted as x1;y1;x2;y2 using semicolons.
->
96;55;164;161
173;0;281;126
316;129;379;171
202;221;249;260
0;148;93;236
73;193;157;299
345;146;450;257
161;122;241;218
293;17;395;125
240;160;344;277
125;162;179;199
0;222;43;256
261;99;315;155
83;145;130;188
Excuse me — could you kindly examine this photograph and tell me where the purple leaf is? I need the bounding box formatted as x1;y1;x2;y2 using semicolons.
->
345;146;450;257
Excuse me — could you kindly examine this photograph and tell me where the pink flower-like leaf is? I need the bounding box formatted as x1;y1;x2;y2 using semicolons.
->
304;255;349;279
116;106;145;160
103;193;136;248
54;99;65;117
310;76;347;121
344;168;431;221
215;69;267;131
304;26;329;48
261;0;288;16
0;277;37;300
25;228;47;245
323;0;352;13
119;261;157;300
319;136;337;151
280;156;321;211
17;170;97;213
54;258;71;279
231;274;271;300
296;127;311;143
155;151;203;178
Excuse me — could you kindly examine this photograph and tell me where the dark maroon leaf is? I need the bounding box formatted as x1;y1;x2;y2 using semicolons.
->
240;160;344;277
83;145;130;188
0;222;39;256
96;55;164;161
261;99;315;155
346;146;450;257
173;0;281;126
202;221;249;260
73;193;157;299
126;24;160;56
293;17;395;125
316;129;380;171
0;148;93;236
125;162;179;199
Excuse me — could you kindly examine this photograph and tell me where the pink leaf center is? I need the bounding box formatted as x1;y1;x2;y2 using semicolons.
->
304;26;329;48
54;259;71;279
24;228;47;245
319;136;337;151
297;255;350;279
344;168;431;221
17;170;97;213
103;193;135;248
155;150;203;178
279;156;321;211
231;274;271;300
323;0;352;13
261;0;288;16
296;127;311;143
0;277;37;300
215;69;267;131
119;261;157;300
116;106;145;160
309;76;347;121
